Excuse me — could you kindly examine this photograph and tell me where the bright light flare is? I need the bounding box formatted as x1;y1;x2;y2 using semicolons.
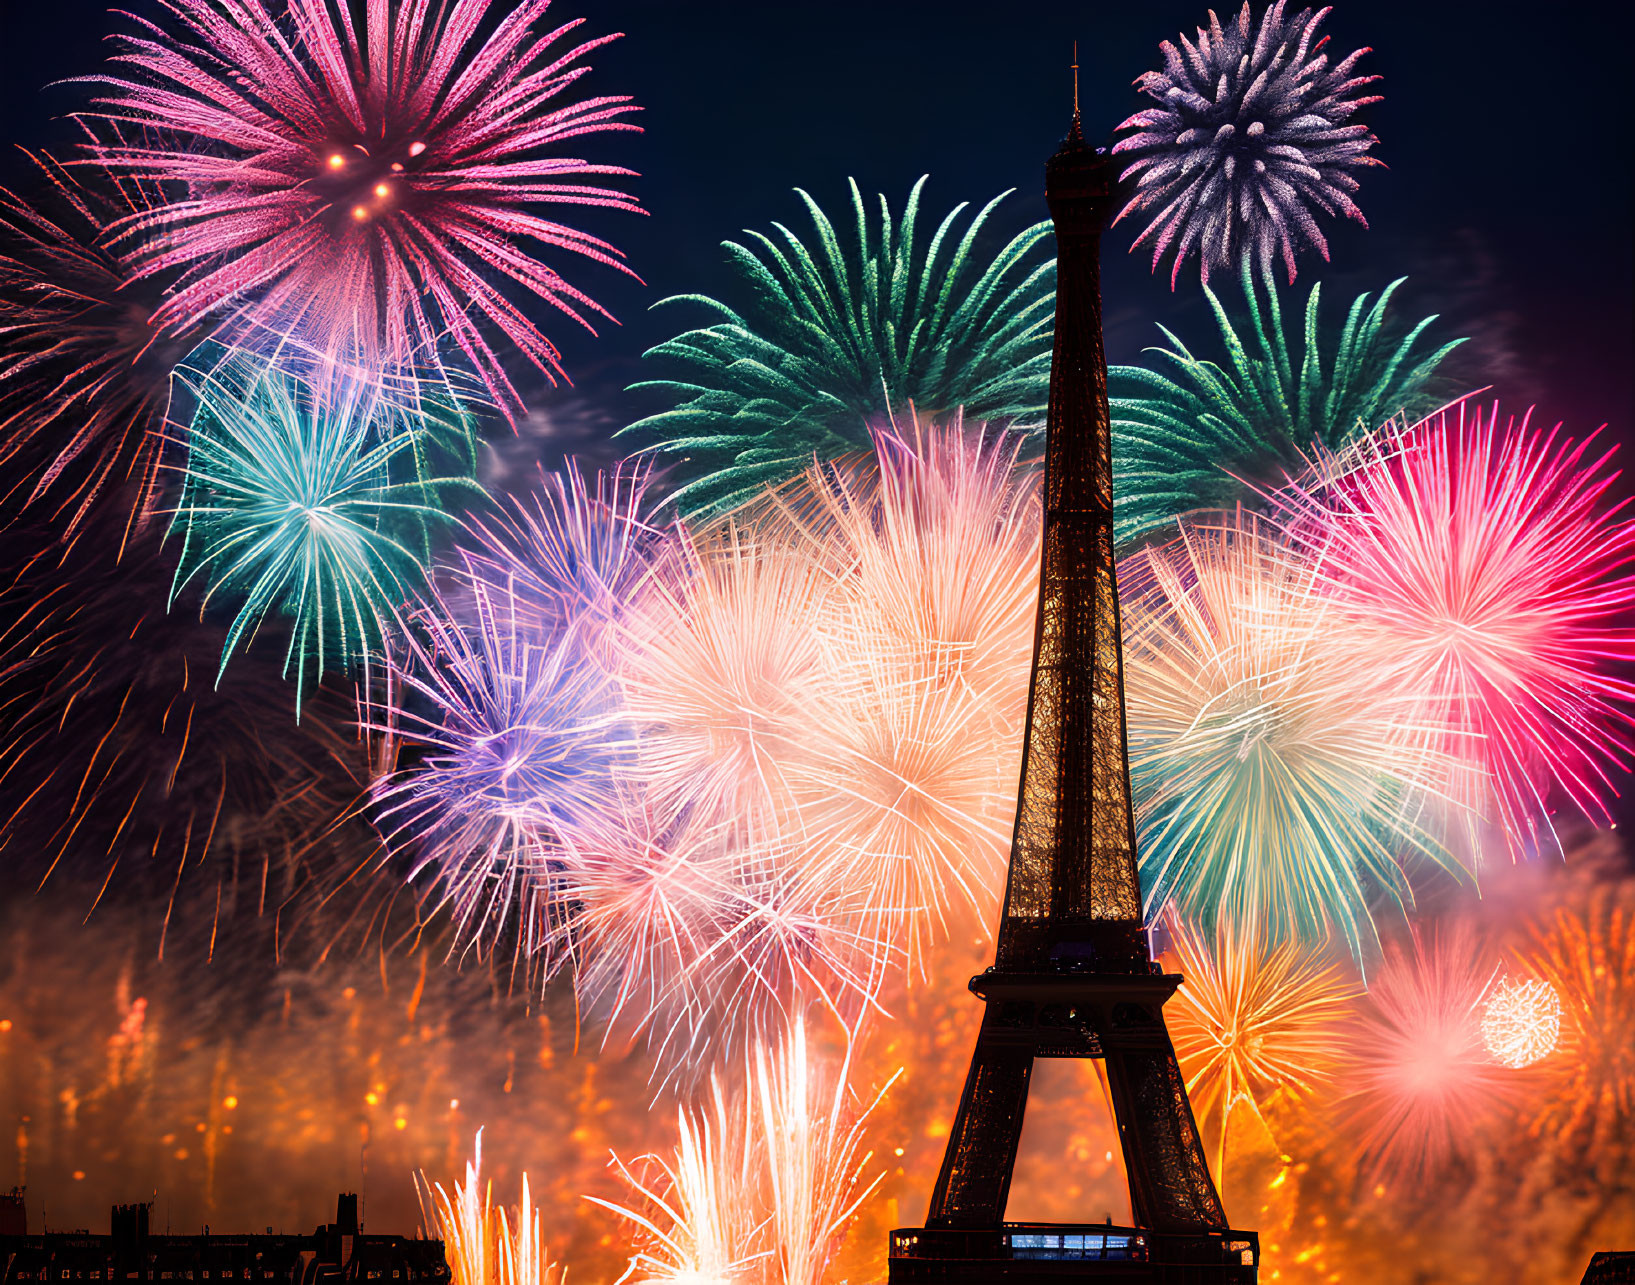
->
1479;976;1561;1069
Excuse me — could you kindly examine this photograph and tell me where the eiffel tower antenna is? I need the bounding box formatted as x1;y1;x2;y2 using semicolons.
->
1072;40;1080;120
886;81;1260;1285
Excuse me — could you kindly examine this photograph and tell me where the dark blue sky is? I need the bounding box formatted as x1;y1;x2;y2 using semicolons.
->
4;0;1630;455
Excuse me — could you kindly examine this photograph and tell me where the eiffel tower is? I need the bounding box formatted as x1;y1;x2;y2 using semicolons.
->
885;105;1259;1284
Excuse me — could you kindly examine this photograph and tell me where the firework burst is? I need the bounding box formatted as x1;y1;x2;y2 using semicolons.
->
371;576;627;967
85;0;642;407
1520;879;1635;1152
1120;511;1465;957
1478;975;1561;1070
565;793;881;1071
627;178;1054;514
0;148;204;538
455;459;667;652
1164;914;1357;1165
1110;263;1464;545
613;521;832;836
1274;400;1635;850
1113;1;1383;285
1336;924;1515;1187
170;355;476;705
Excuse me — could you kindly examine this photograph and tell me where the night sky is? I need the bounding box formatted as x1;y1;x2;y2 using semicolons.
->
1;0;1633;1259
5;0;1631;443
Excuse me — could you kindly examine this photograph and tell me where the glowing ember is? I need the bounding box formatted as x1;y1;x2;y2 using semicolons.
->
1480;976;1562;1069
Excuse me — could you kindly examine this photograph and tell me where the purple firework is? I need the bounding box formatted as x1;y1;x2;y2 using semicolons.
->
1112;2;1383;286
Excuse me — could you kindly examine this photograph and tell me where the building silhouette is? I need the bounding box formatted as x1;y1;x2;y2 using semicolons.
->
0;1192;448;1285
886;107;1258;1283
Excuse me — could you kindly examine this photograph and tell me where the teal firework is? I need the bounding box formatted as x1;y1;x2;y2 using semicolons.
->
170;355;481;704
1111;262;1466;546
625;176;1055;514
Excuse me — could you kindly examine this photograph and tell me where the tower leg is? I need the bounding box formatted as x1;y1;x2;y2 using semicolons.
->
925;1009;1033;1228
1102;1032;1228;1233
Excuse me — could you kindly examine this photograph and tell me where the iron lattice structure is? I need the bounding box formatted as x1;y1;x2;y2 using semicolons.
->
887;118;1258;1284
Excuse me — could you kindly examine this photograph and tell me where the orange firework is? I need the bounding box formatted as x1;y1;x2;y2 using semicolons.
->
1520;878;1635;1150
594;1018;895;1285
419;1133;565;1285
1164;915;1358;1170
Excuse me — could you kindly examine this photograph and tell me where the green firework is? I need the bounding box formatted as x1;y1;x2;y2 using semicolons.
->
1111;262;1466;546
170;354;482;706
625;176;1055;514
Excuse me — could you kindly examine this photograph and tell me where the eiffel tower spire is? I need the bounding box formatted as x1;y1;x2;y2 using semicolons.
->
886;102;1259;1285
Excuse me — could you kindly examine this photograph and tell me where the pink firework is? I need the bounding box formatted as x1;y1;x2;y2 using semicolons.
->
1275;401;1635;850
1337;924;1514;1188
565;792;882;1073
86;0;642;409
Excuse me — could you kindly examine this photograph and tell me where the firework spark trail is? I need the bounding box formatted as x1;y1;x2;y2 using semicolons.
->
1120;511;1469;957
0;515;374;920
1113;1;1383;286
169;353;478;707
419;1132;566;1285
1163;913;1358;1172
81;0;642;409
1273;400;1635;852
594;1018;896;1285
591;1075;761;1284
626;179;1054;515
0;145;206;540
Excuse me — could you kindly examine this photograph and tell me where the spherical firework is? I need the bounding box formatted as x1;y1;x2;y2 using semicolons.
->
1274;400;1635;849
1337;925;1515;1187
1112;1;1383;286
1164;915;1358;1153
1479;976;1562;1069
0;149;205;538
1120;511;1466;959
627;177;1054;514
170;355;476;705
85;0;642;409
1110;263;1464;545
371;578;627;966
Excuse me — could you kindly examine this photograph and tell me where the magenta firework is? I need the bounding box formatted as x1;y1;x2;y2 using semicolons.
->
83;0;643;409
